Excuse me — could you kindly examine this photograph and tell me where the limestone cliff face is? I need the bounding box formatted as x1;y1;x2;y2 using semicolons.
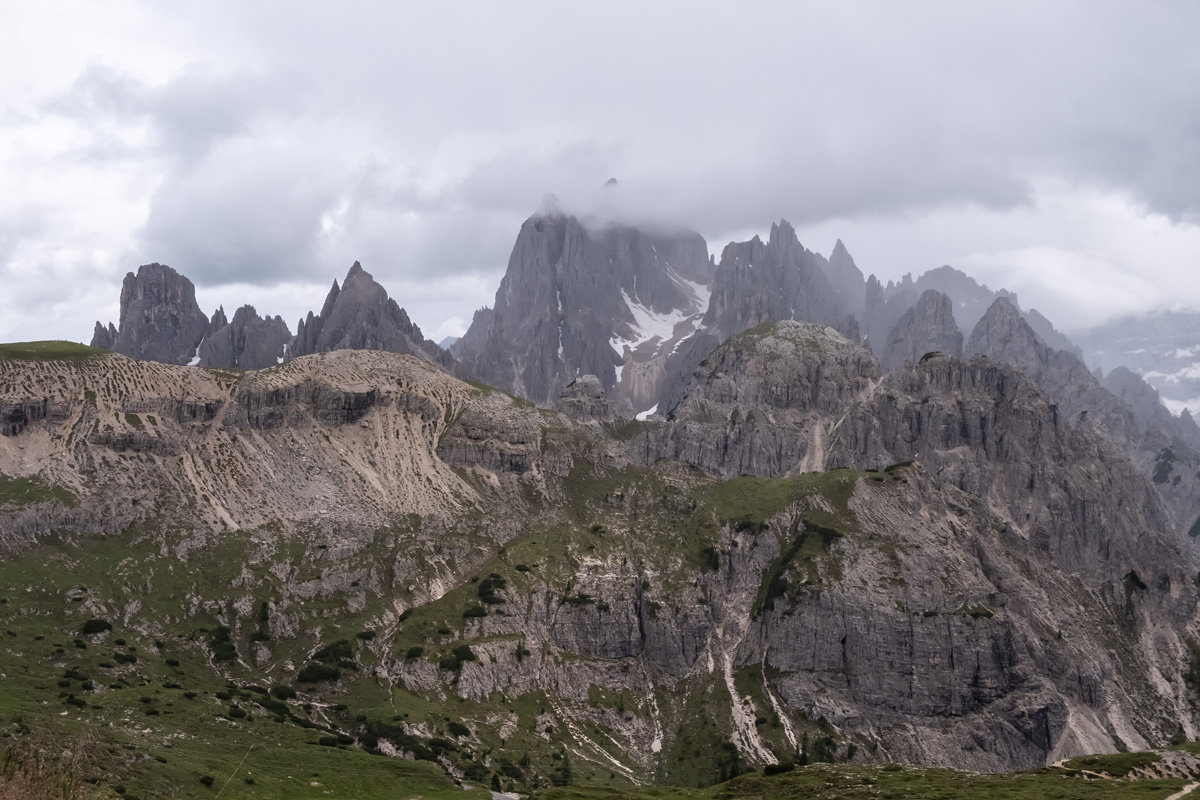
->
864;265;1015;355
967;297;1200;537
197;305;291;370
879;289;963;372
555;375;619;425
636;322;879;479
824;239;867;321
455;209;713;410
967;298;1137;442
90;263;210;364
291;262;451;368
658;224;860;414
699;221;849;341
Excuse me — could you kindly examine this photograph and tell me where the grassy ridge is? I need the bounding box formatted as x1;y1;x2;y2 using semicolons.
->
0;340;101;361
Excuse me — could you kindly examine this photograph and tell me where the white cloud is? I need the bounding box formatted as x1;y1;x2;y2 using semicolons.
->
2;1;1199;344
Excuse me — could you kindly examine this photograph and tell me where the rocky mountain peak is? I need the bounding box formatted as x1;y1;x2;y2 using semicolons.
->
455;208;713;409
702;219;846;339
89;262;210;365
198;304;292;370
291;262;449;367
825;238;866;320
880;289;963;372
91;321;117;350
965;297;1043;364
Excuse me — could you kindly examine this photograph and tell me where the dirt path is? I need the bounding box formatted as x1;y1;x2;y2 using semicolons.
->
1166;782;1200;800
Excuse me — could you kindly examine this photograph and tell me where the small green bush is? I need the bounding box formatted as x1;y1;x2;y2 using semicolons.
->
297;662;340;683
313;640;353;662
81;619;112;635
270;684;297;700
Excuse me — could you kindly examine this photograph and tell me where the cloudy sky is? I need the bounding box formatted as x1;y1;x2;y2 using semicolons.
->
3;1;1199;345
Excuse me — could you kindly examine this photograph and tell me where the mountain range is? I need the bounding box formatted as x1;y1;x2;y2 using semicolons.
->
2;203;1199;796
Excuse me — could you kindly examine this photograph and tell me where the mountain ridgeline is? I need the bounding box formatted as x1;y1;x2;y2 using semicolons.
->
1;203;1193;794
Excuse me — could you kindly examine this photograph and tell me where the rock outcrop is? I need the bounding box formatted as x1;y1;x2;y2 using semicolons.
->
556;375;618;424
455;208;713;409
967;297;1200;537
879;289;964;372
291;262;451;368
89;263;210;364
197;305;291;370
658;223;860;413
966;297;1136;442
863;266;1016;359
91;321;117;350
636;322;880;478
700;221;848;341
824;238;867;322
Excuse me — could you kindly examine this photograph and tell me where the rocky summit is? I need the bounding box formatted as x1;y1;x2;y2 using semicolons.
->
454;208;713;411
91;262;211;365
292;262;451;368
8;207;1200;798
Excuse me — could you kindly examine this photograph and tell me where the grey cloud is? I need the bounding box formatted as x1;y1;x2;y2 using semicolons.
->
5;1;1200;345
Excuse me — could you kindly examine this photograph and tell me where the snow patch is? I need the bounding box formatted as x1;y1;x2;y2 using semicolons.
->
635;404;657;421
188;337;204;366
610;290;694;355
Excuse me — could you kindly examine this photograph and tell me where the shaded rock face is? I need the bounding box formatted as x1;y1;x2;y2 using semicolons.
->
879;289;964;372
91;322;117;350
1;398;71;437
658;223;859;413
701;221;847;341
291;262;451;368
90;263;210;364
455;211;713;408
824;239;867;322
556;375;617;424
1102;366;1200;536
829;355;1180;583
197;305;291;370
1024;307;1081;358
864;266;1015;359
639;322;880;478
966;297;1136;442
963;298;1200;546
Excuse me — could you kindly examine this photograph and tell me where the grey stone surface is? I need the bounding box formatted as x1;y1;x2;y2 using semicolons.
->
456;210;712;407
197;304;292;370
880;289;963;372
90;263;210;364
291;262;451;368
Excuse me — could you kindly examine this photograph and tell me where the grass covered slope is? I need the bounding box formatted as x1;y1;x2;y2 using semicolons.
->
0;340;102;361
